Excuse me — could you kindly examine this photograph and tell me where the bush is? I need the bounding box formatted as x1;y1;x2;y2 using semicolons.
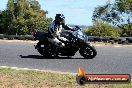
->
83;21;120;38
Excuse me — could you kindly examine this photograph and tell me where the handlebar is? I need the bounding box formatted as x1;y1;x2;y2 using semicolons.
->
75;26;81;30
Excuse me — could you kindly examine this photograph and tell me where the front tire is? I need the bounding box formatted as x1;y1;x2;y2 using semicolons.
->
79;44;97;59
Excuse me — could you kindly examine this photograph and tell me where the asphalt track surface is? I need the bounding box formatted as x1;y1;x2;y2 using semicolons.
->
0;41;132;76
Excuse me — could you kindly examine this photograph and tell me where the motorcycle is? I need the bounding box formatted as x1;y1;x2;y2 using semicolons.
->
33;26;97;59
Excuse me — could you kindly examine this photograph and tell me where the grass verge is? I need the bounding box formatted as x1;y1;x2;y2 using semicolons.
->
0;67;132;88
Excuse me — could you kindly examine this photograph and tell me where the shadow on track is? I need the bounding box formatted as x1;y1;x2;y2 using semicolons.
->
19;55;85;59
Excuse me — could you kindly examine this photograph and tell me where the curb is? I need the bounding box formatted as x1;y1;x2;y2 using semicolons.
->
0;66;76;75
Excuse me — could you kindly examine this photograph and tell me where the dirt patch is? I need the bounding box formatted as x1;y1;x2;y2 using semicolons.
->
0;39;38;44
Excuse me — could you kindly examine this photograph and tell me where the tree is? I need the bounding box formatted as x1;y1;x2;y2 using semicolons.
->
92;0;132;37
84;21;120;38
3;0;52;35
28;0;41;11
0;10;2;33
0;10;10;34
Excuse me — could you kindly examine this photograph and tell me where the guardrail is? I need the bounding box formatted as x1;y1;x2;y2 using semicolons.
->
88;36;132;44
0;34;132;44
0;34;34;40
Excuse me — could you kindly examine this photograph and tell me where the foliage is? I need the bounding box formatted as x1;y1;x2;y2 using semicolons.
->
84;21;120;38
0;10;7;34
92;0;132;37
0;0;52;35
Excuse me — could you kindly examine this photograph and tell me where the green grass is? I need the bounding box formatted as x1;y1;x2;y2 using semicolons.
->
0;67;131;88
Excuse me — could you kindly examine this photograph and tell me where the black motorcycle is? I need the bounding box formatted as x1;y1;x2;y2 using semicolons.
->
33;26;97;59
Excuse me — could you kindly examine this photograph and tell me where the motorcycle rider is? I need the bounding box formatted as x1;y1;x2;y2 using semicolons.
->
48;14;75;47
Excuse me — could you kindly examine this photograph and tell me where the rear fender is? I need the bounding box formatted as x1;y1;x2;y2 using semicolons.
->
34;32;48;41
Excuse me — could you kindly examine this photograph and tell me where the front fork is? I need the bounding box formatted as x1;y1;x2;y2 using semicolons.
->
79;42;94;50
87;42;93;47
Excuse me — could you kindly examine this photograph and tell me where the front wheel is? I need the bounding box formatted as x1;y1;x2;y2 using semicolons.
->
79;44;97;59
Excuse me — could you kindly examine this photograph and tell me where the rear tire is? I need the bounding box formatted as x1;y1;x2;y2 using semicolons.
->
36;42;48;56
36;42;58;58
79;44;97;59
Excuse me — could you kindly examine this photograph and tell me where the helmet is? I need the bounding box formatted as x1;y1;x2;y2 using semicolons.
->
55;14;65;25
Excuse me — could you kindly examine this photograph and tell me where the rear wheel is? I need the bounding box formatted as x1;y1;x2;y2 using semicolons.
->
36;42;58;58
79;44;97;59
37;42;48;57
